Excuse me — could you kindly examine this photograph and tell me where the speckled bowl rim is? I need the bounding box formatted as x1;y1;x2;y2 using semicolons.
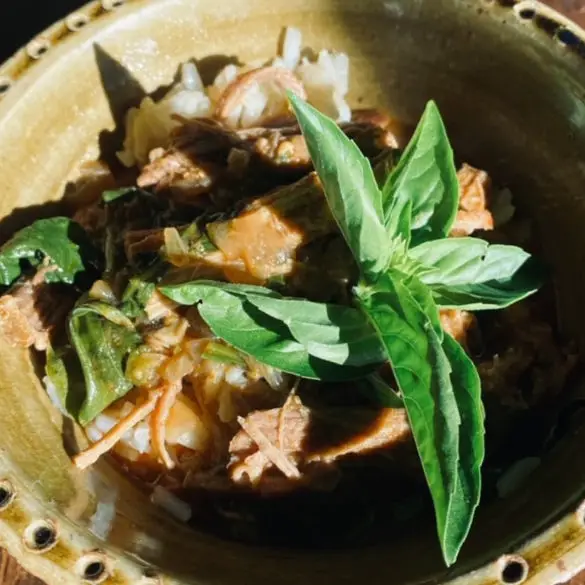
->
0;1;585;584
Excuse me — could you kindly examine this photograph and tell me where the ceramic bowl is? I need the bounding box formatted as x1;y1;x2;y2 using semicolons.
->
1;0;585;583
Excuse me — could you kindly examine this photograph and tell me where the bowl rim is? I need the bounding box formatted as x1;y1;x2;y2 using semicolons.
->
1;1;585;584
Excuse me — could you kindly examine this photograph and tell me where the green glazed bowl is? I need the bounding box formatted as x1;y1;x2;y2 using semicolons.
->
1;0;585;583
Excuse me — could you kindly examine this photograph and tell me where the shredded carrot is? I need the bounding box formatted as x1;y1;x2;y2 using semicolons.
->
237;415;300;479
151;382;183;469
73;392;160;470
215;66;307;123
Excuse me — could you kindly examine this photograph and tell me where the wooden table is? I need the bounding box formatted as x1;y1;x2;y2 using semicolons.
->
1;0;585;583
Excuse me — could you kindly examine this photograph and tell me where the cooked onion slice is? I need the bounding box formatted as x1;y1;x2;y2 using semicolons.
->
73;392;160;470
151;382;183;469
214;66;307;124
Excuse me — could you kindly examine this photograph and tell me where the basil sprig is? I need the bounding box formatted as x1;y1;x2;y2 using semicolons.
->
287;94;542;565
157;97;544;565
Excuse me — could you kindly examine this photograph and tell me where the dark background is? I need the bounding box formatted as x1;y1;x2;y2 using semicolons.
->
0;1;85;61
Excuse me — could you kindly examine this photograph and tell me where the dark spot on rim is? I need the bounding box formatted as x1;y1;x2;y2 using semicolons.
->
0;482;14;510
496;0;517;6
24;521;58;553
501;558;528;584
83;561;106;582
70;16;89;30
32;525;56;550
535;14;561;37
556;26;585;56
517;8;535;20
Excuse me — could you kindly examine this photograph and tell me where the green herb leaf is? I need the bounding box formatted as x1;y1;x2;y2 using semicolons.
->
121;278;157;319
159;280;378;380
382;101;459;247
68;301;141;425
409;238;545;309
45;343;87;419
102;187;148;203
356;270;483;565
0;218;97;287
288;93;389;282
440;333;485;563
243;294;386;367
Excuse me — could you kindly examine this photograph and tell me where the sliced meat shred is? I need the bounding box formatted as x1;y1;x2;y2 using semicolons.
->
124;228;166;264
0;267;73;350
237;415;301;479
137;110;401;197
451;164;494;236
206;173;333;280
137;149;220;202
228;396;411;490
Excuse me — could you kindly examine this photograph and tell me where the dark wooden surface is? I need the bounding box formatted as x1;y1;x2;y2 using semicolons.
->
0;0;585;583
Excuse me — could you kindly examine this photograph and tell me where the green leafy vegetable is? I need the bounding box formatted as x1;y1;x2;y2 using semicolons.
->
381;101;459;247
440;333;485;562
242;294;386;366
288;93;390;282
102;187;148;203
410;238;545;309
45;343;87;419
68;301;141;425
159;280;380;379
121;277;157;319
356;271;484;565
0;217;97;287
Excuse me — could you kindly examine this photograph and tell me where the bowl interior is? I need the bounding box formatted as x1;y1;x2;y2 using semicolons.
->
1;0;585;583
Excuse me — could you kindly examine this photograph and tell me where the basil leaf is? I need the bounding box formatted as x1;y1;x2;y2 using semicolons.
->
45;343;86;419
440;333;485;562
288;93;390;282
159;281;376;380
382;101;459;247
357;270;483;566
0;217;97;287
103;187;141;203
68;302;141;425
409;238;545;309
121;278;157;319
243;294;386;367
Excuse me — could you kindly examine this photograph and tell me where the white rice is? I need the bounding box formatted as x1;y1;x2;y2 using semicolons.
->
280;26;303;70
117;27;352;167
87;401;153;455
151;486;192;522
